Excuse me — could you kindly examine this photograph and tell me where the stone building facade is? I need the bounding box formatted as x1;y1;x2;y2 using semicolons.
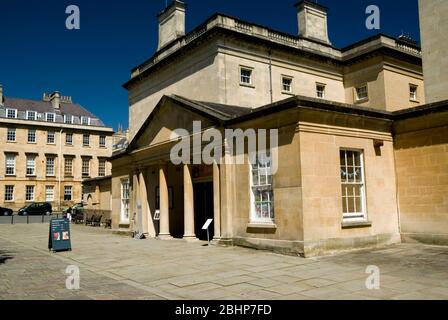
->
110;0;447;256
0;88;114;211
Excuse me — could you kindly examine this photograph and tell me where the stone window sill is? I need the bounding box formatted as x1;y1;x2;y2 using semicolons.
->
341;220;372;229
282;91;294;96
247;222;277;230
239;83;255;89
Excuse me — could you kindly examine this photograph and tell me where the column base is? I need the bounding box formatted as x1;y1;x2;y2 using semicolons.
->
183;235;199;242
157;233;173;240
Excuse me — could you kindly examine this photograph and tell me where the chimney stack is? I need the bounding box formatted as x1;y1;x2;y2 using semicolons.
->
157;0;186;51
0;85;4;107
295;1;331;45
50;91;61;109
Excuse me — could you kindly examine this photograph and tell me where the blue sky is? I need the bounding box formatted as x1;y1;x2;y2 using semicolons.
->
0;0;420;130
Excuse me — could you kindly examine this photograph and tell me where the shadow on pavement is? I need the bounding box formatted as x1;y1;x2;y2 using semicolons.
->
0;250;14;264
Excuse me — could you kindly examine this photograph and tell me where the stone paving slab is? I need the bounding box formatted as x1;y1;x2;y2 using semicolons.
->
1;223;448;300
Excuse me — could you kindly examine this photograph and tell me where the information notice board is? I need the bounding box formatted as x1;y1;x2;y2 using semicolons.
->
48;218;72;252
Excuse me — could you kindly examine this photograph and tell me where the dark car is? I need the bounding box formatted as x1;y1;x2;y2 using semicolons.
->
18;202;52;216
0;206;13;216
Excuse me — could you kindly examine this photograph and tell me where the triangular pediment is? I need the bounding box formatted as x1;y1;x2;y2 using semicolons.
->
129;96;218;151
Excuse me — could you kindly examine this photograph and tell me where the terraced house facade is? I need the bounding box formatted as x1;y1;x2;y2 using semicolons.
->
0;88;114;211
110;0;447;257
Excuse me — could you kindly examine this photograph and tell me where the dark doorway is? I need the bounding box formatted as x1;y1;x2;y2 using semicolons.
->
193;181;214;241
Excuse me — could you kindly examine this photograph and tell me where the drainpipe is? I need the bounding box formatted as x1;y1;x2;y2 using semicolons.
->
58;128;63;212
268;49;273;104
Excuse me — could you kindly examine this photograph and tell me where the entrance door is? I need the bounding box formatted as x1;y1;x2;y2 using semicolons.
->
193;182;214;240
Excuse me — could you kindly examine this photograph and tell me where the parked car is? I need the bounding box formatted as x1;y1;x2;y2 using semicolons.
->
0;206;13;216
18;202;52;216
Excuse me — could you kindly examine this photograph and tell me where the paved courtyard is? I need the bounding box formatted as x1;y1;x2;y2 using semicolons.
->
1;223;448;300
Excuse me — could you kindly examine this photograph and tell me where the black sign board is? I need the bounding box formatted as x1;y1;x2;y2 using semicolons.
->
48;218;72;252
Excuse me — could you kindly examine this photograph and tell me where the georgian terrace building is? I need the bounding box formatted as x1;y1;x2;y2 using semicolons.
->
0;87;114;211
110;1;448;256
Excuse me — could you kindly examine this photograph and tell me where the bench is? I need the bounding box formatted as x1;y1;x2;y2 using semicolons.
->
85;214;95;226
92;215;102;227
104;219;112;229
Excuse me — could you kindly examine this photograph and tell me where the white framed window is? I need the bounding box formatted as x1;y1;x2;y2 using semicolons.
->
45;186;54;202
340;149;367;221
355;85;369;101
26;155;36;176
282;76;293;93
250;152;275;223
121;179;130;222
316;83;326;98
27;129;36;143
410;84;418;101
46;157;55;176
64;157;73;176
240;67;253;85
64;114;73;124
26;111;37;121
99;135;106;148
7;128;16;142
6;108;17;119
47;131;55;144
25;186;35;202
82;158;90;177
5;154;16;176
65;133;73;145
4;185;14;202
83;134;90;146
98;159;106;177
45;113;55;122
64;186;72;201
81;116;90;125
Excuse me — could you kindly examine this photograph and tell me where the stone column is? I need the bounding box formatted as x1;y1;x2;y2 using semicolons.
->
183;164;196;240
213;161;221;240
139;168;154;237
131;171;139;225
158;164;172;239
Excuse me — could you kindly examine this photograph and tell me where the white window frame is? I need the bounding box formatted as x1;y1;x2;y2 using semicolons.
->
98;159;106;177
64;186;72;201
4;185;14;202
316;83;326;99
240;66;253;86
46;157;55;177
26;111;37;121
120;179;130;223
81;116;90;125
355;84;369;102
5;154;16;176
83;134;90;147
82;158;90;177
65;133;73;145
64;157;73;176
7;128;16;142
64;114;73;124
410;84;418;101
340;149;367;222
249;152;275;224
45;113;56;122
45;186;54;202
282;76;293;93
26;155;36;176
27;129;36;143
6;108;17;119
99;135;106;148
25;185;35;202
47;131;55;144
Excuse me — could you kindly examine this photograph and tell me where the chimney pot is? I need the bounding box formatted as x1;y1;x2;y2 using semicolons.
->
295;1;331;45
